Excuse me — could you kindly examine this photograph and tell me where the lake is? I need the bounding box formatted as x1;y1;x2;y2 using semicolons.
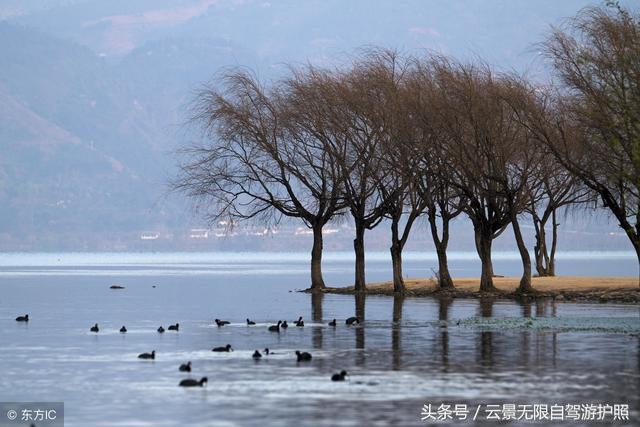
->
0;251;638;426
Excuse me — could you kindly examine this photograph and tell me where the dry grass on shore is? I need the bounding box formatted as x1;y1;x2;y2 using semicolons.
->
375;276;638;292
319;276;640;303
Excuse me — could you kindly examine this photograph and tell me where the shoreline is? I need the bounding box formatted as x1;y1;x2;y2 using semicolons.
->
308;276;640;303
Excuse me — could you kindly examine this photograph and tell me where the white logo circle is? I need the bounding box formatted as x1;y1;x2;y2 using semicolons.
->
6;409;17;420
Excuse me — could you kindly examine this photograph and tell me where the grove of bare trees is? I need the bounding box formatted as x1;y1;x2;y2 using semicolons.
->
175;5;640;292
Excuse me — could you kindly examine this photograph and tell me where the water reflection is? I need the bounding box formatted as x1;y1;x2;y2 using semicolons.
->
637;336;640;372
478;296;494;368
535;299;558;368
299;293;639;380
437;297;452;372
536;299;552;317
521;299;533;318
520;297;554;318
355;293;366;321
355;293;366;366
391;295;404;370
311;292;323;350
517;298;558;369
519;299;532;370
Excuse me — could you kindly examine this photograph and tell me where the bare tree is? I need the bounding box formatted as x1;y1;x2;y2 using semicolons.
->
406;58;465;289
371;50;428;293
174;70;344;290
430;60;512;292
525;161;592;276
325;53;400;292
496;76;547;293
384;175;426;294
432;60;541;292
540;5;640;284
277;67;351;289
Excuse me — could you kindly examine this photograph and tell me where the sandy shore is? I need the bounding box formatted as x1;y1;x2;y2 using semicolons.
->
317;276;640;303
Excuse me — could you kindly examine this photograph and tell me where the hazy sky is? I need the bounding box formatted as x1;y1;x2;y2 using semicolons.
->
5;1;630;70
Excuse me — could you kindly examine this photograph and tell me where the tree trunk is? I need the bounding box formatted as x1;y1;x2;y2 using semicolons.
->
533;209;558;277
512;216;533;293
390;246;404;293
436;245;454;289
533;216;547;276
353;221;366;292
310;221;325;290
429;213;454;289
390;218;405;293
475;226;497;292
548;209;558;276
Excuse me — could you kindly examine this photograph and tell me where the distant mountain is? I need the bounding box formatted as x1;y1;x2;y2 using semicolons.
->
0;21;252;249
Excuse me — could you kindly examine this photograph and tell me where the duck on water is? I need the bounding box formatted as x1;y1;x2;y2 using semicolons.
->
268;321;282;332
179;377;207;387
295;351;312;362
15;314;29;322
138;350;155;360
179;362;192;372
212;344;233;352
346;317;360;325
331;370;348;381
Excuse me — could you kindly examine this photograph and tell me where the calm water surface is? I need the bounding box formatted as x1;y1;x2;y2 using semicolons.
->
0;252;638;427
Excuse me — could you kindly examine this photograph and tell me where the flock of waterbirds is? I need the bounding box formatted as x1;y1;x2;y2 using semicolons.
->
14;313;361;386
